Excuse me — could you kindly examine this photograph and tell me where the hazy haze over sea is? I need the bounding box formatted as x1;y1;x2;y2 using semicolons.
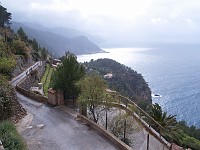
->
78;47;200;127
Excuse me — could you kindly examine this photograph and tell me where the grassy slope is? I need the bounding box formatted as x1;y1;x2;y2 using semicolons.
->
41;64;53;95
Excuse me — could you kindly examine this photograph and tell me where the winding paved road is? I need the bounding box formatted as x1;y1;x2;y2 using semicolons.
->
13;63;119;150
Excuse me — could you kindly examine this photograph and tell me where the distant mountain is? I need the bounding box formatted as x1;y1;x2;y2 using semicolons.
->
11;22;104;57
23;22;85;38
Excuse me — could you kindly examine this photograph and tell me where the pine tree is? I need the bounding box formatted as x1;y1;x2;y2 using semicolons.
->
17;27;28;42
0;4;11;28
51;52;85;100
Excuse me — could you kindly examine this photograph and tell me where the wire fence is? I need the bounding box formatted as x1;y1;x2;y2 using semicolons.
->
83;93;177;150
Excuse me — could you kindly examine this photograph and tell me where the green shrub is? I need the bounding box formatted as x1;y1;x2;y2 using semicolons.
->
12;40;27;56
0;121;27;150
0;56;16;78
181;135;200;150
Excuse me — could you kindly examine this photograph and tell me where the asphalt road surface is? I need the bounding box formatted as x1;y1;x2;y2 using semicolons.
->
17;93;118;150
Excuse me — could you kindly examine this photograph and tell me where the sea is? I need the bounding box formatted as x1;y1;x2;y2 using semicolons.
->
77;46;200;128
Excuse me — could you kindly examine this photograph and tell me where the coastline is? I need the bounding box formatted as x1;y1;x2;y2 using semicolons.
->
77;47;200;128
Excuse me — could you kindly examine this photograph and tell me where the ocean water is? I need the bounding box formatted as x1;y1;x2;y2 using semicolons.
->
77;47;200;127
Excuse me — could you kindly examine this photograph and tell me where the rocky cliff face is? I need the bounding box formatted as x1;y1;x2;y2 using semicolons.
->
12;56;34;78
84;59;152;104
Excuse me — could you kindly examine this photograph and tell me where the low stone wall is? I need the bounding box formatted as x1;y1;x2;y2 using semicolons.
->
77;114;133;150
16;84;47;103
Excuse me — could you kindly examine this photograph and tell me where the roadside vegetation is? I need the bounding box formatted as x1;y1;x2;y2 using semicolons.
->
0;121;27;150
0;3;48;121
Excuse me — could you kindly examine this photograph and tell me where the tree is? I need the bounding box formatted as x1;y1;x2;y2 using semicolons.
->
32;38;39;52
51;52;85;100
17;27;28;42
76;74;115;123
0;39;9;57
12;39;30;56
0;4;11;28
41;47;48;60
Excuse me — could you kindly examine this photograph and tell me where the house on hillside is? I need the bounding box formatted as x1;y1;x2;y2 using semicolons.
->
52;59;61;68
103;73;113;79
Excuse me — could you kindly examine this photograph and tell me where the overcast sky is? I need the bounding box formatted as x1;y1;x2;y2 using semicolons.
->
2;0;200;46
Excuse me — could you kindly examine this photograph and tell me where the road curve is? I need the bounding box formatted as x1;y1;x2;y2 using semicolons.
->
14;62;119;150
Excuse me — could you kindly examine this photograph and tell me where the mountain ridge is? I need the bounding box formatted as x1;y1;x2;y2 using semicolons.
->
11;22;104;57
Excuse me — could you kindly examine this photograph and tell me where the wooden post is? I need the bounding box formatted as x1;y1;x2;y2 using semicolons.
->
123;119;127;143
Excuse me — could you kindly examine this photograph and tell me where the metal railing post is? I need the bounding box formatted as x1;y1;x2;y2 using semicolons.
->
147;133;149;150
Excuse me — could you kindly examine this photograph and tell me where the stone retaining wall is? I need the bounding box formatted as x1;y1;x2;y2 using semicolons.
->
77;115;133;150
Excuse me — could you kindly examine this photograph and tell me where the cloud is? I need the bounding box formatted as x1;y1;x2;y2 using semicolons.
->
1;0;200;45
151;18;168;25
